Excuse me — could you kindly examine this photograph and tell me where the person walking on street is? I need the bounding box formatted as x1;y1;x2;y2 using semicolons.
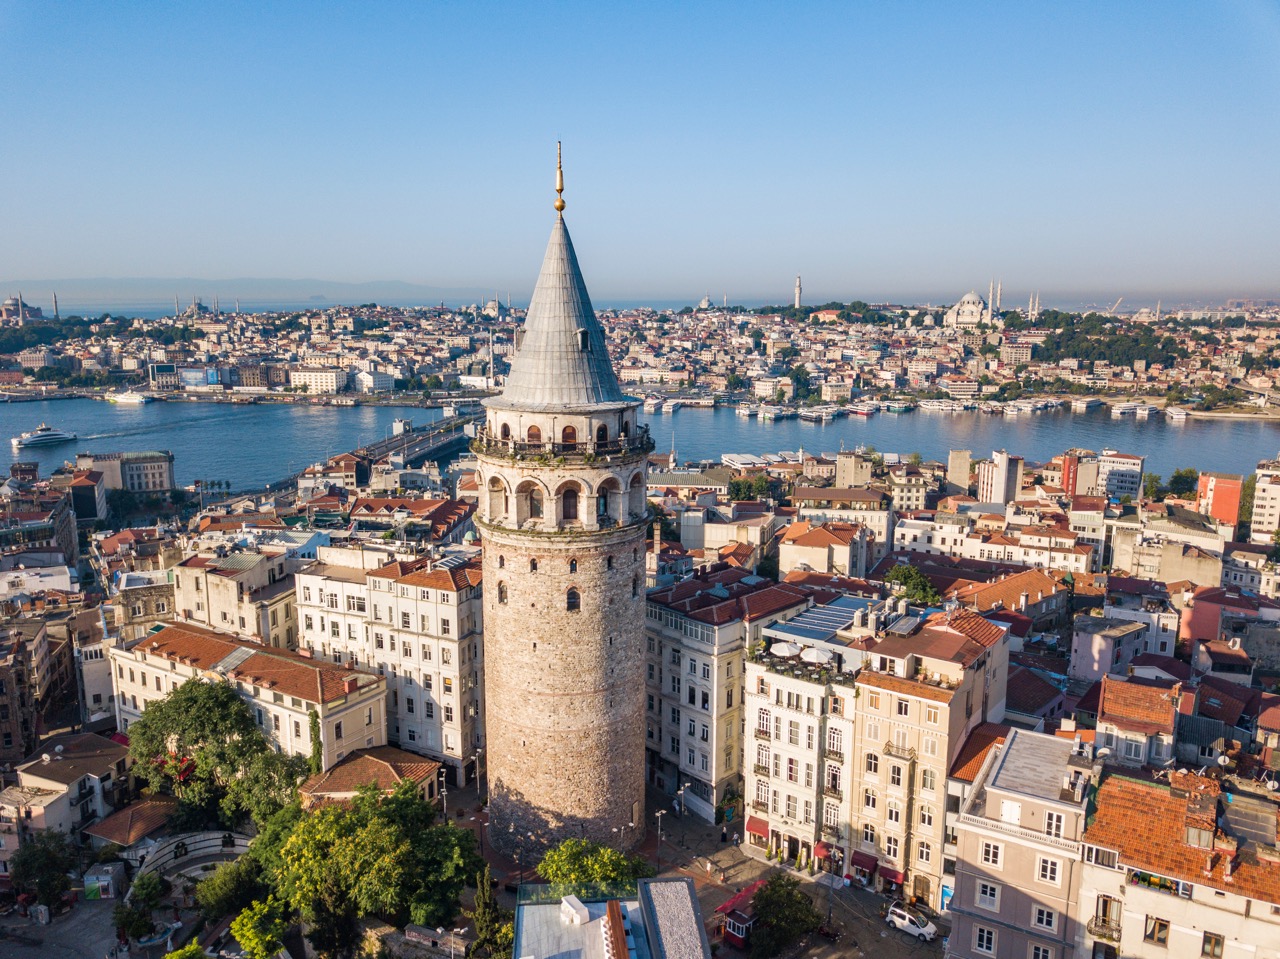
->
721;825;728;843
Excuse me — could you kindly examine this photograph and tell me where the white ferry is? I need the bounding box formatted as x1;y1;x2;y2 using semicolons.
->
1110;402;1139;417
108;391;153;405
735;405;757;418
1071;398;1103;412
1165;407;1189;422
11;424;77;448
1134;404;1159;419
849;401;877;417
643;396;664;414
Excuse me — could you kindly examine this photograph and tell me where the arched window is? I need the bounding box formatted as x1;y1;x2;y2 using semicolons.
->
498;555;505;569
566;588;581;612
527;425;542;444
530;558;539;573
499;423;511;440
562;488;579;521
529;487;543;518
497;583;508;604
562;425;577;447
620;420;630;437
569;559;578;573
596;424;608;444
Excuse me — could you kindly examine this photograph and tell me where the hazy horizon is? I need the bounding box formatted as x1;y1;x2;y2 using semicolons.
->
3;3;1278;302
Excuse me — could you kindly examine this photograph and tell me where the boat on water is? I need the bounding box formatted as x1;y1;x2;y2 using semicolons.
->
1110;402;1139;417
1134;404;1159;419
735;405;757;418
1165;406;1189;421
643;397;664;414
11;423;77;448
885;400;916;413
799;405;837;423
849;401;878;417
108;391;153;405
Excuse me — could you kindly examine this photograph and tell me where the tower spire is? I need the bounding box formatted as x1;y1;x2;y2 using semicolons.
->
554;141;565;214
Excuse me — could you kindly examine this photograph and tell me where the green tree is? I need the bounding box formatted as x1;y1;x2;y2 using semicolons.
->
465;865;511;958
1143;473;1163;500
163;943;208;959
1168;468;1199;498
131;872;165;913
231;898;289;959
196;855;267;921
221;751;310;827
114;901;155;940
308;710;322;775
883;564;942;605
10;830;77;906
748;875;820;959
1239;474;1257;524
127;679;268;825
536;839;654;886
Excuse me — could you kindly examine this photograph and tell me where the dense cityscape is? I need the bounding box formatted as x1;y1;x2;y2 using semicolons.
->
4;6;1280;959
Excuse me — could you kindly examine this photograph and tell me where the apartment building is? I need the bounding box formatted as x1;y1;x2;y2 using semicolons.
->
742;597;886;878
888;466;929;512
1079;770;1280;959
0;631;37;764
778;521;870;578
949;729;1098;959
112;569;175;642
793;487;895;564
0;733;132;879
173;549;297;648
849;609;1010;910
644;568;813;821
976;451;1022;505
1249;455;1280;546
74;450;176;494
109;622;386;771
893;515;1092;575
289;366;349;393
1095;451;1144;501
293;547;485;783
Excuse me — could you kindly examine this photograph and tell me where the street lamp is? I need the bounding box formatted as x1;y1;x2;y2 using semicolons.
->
472;748;485;803
439;767;449;817
655;810;666;874
678;782;692;817
611;821;635;848
436;926;468;959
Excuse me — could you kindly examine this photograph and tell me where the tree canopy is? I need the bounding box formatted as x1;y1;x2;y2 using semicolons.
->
232;897;289;959
748;875;820;959
10;830;77;906
536;838;654;887
883;563;942;605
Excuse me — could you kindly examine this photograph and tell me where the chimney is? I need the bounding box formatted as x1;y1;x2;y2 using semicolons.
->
1020;592;1029;611
343;676;358;694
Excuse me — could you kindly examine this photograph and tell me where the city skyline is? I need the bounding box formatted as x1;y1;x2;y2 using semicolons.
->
3;3;1279;303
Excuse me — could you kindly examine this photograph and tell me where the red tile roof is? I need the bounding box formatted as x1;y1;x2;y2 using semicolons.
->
949;723;1010;782
1098;675;1179;735
299;746;439;804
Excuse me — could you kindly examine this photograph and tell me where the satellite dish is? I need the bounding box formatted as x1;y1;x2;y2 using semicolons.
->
54;744;63;754
1178;768;1189;775
1096;747;1112;759
1217;755;1230;767
1268;780;1279;792
41;753;51;763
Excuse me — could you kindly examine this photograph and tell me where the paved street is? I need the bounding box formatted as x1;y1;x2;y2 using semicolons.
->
446;782;947;959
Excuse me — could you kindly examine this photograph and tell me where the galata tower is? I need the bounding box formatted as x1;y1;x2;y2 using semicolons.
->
475;146;653;854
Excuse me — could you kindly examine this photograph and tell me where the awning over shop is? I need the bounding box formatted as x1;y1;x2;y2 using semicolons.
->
745;815;769;839
814;841;833;860
716;879;768;915
849;851;879;873
879;867;906;884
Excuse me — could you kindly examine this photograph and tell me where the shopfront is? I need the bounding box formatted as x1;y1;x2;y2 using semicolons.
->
848;850;879;889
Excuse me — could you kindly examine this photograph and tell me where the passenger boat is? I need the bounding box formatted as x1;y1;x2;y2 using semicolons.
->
11;424;77;448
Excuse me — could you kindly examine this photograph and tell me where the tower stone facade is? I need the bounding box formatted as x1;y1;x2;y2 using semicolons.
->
474;169;653;854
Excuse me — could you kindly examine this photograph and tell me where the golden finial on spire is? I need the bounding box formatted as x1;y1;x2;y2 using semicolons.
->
554;140;566;213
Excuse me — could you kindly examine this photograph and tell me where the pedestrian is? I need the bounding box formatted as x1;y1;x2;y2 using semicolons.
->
732;831;740;846
721;825;728;843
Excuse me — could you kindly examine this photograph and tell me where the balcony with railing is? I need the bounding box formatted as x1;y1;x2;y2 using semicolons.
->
753;763;771;777
1087;917;1122;942
751;799;769;813
824;747;845;763
823;783;844;801
884;740;917;761
821;823;841;839
754;727;773;740
472;425;655;462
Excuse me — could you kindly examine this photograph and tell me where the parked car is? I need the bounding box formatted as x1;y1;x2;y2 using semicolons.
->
885;901;938;942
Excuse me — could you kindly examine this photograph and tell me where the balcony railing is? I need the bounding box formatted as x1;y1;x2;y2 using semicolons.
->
753;763;771;777
821;823;841;839
1087;917;1122;942
884;741;917;761
751;800;769;813
754;728;772;740
823;784;844;801
472;425;655;462
824;747;845;763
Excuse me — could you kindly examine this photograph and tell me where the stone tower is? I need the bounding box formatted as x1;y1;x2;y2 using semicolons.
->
474;149;653;854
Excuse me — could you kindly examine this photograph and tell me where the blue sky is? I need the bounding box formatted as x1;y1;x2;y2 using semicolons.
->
3;2;1278;308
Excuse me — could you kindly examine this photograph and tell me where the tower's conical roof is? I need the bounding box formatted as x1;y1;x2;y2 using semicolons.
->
489;215;629;413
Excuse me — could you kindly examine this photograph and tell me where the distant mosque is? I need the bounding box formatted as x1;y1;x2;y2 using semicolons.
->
943;281;1004;330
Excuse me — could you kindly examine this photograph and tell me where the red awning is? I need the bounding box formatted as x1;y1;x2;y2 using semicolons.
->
716;879;768;915
814;841;833;860
745;815;769;838
879;867;906;884
850;850;879;872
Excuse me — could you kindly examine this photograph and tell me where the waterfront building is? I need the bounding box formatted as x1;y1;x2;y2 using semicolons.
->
1095;450;1144;502
472;153;654;852
109;622;386;770
1078;770;1280;959
949;729;1098;959
75;451;176;494
645;568;812;822
288;366;349;393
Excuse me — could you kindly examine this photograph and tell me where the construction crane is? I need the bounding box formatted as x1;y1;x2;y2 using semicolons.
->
1109;297;1123;315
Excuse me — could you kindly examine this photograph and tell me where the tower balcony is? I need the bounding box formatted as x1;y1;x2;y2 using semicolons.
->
472;425;655;463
